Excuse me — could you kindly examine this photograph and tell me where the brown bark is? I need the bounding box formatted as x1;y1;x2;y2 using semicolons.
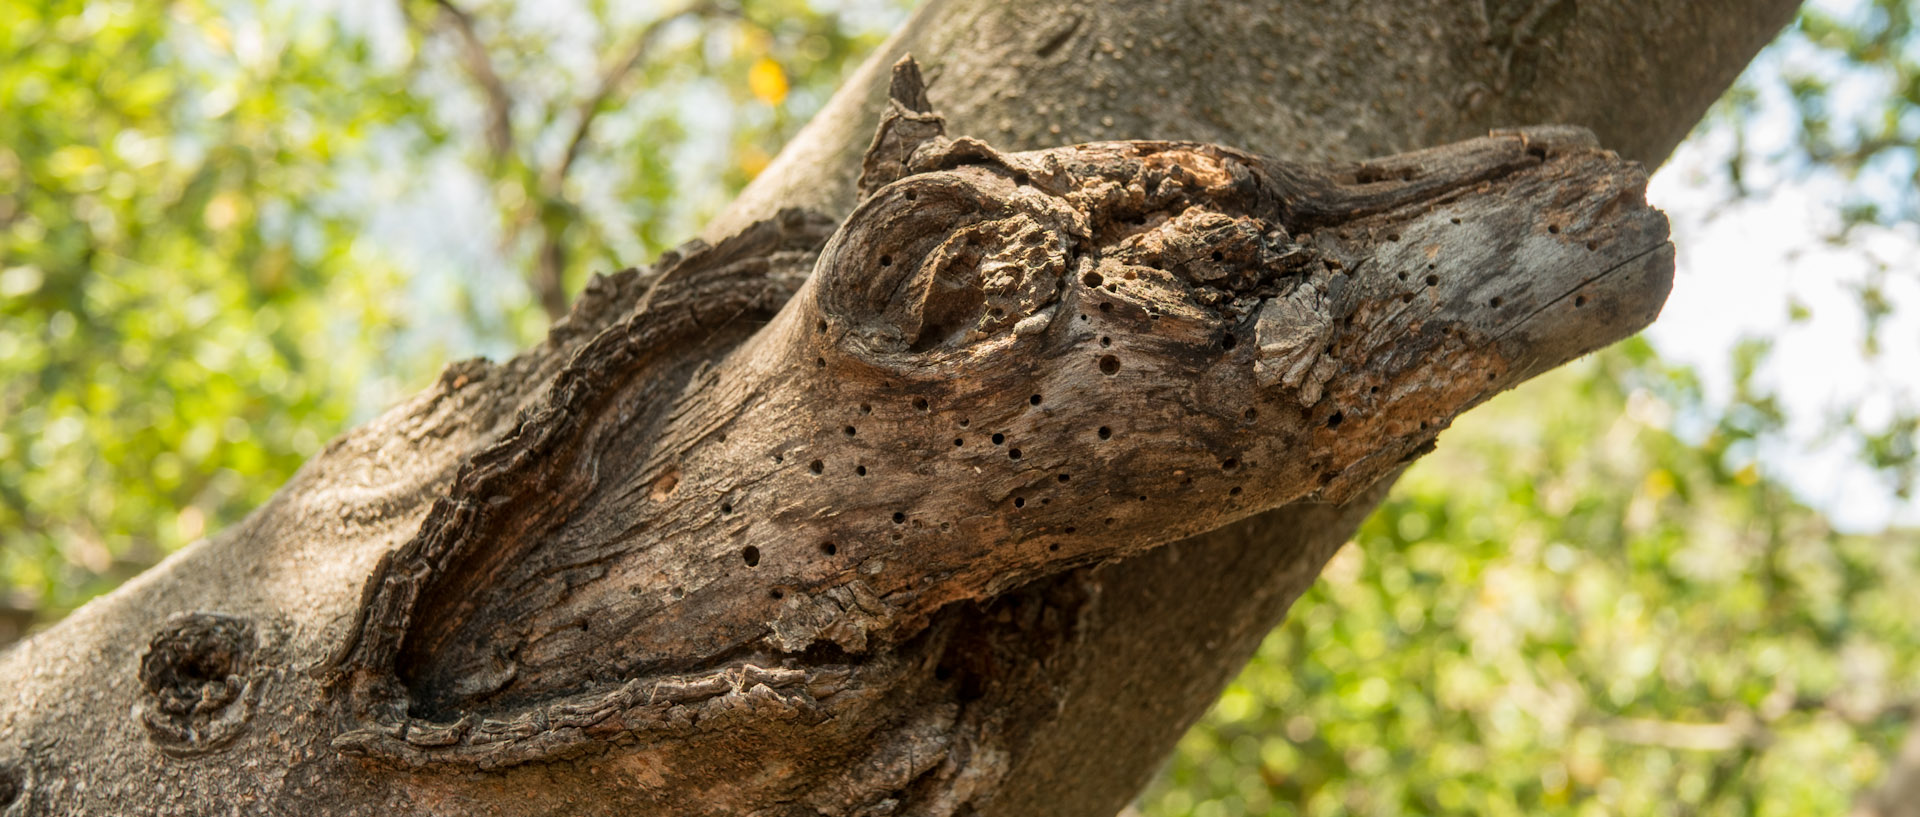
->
0;2;1795;815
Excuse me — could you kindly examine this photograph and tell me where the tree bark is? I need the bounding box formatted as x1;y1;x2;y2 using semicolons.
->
0;2;1795;815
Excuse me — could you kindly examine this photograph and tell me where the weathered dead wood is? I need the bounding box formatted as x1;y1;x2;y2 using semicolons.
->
297;61;1673;806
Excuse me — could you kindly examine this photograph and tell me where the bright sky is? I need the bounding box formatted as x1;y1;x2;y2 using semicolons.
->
1645;5;1920;532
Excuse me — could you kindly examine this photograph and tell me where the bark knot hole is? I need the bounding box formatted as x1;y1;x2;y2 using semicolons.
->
0;762;20;808
135;612;259;756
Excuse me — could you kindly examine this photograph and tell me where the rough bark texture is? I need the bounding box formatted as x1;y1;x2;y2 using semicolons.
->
0;2;1795;815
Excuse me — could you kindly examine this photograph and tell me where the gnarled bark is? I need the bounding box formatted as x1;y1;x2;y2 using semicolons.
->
0;2;1796;815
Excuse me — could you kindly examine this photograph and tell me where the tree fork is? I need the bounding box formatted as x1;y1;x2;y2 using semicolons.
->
0;2;1799;815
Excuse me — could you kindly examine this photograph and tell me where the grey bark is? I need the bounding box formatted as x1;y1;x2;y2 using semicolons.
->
0;1;1795;815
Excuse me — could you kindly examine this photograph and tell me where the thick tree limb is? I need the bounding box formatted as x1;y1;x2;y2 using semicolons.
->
0;1;1798;815
12;67;1667;812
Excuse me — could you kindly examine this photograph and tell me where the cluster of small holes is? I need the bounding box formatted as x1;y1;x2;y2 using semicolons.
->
787;281;1298;573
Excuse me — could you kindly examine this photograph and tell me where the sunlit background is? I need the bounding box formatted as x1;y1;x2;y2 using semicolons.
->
2;0;1916;813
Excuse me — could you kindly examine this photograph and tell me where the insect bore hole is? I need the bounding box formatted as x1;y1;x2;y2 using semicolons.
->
741;547;761;567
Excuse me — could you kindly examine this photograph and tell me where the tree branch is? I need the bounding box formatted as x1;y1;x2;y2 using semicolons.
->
408;0;516;163
527;2;728;322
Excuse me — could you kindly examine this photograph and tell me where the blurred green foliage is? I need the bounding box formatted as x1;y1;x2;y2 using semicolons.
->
0;0;425;630
3;0;1918;813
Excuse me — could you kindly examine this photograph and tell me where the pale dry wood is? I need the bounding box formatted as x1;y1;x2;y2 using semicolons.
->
301;61;1673;806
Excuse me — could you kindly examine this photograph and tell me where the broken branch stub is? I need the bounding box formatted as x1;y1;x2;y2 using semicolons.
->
324;56;1671;803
